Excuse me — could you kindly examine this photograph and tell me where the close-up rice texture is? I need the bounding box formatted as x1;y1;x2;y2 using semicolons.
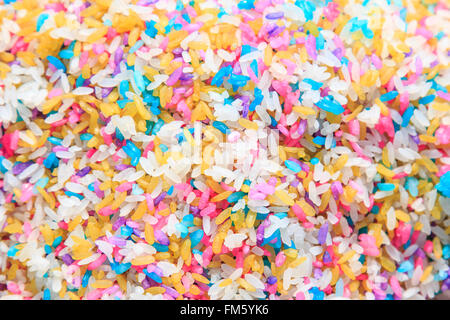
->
0;0;449;300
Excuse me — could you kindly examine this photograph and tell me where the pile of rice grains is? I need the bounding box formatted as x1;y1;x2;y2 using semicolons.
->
0;0;449;301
